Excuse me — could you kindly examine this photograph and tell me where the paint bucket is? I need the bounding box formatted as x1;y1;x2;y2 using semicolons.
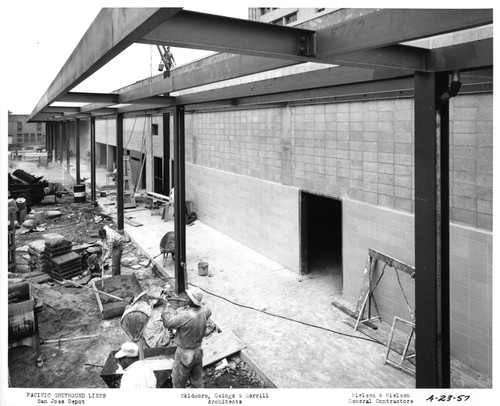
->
74;184;86;203
198;262;208;276
34;211;46;224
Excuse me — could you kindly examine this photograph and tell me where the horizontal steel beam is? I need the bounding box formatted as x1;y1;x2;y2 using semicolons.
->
176;65;410;105
126;96;175;105
315;9;492;57
426;38;493;72
56;92;119;104
139;10;315;59
118;54;300;103
29;8;181;121
80;103;116;113
237;77;415;106
44;106;81;113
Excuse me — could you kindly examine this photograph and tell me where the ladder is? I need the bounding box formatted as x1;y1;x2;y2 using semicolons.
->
123;155;136;209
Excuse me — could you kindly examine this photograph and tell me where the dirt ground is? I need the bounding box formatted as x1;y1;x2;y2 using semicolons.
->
8;190;268;389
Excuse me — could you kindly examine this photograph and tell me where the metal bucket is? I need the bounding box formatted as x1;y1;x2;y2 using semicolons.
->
74;184;86;203
198;262;208;276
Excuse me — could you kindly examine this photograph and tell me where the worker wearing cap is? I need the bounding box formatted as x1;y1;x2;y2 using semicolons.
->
98;225;124;276
161;287;212;388
115;342;157;388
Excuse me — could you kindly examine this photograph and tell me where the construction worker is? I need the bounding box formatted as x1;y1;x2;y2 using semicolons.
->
115;342;156;388
98;225;124;276
161;287;212;388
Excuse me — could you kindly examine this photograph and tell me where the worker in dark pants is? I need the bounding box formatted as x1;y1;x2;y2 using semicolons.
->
98;225;124;276
161;287;212;388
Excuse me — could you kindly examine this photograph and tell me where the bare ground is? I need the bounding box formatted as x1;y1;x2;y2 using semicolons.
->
8;192;268;389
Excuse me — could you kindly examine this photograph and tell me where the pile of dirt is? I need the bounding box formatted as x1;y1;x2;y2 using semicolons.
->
8;196;268;389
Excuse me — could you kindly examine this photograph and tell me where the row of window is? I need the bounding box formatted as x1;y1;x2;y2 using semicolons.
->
262;8;326;26
17;122;43;131
14;133;45;143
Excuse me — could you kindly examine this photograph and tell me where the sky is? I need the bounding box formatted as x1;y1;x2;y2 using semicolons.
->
0;0;249;115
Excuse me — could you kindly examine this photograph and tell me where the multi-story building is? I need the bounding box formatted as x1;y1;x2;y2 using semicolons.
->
8;113;46;150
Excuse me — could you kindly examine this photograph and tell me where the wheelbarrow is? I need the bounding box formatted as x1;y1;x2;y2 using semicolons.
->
159;231;175;267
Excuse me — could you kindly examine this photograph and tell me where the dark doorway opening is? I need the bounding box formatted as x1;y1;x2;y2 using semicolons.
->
300;192;343;292
154;156;163;194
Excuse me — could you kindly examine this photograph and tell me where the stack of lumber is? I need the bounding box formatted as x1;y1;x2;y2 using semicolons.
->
43;233;82;281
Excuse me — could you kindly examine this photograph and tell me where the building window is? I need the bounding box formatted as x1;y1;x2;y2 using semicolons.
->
17;122;22;131
285;12;297;24
24;133;29;143
30;133;36;142
272;18;284;25
152;123;159;136
37;123;42;131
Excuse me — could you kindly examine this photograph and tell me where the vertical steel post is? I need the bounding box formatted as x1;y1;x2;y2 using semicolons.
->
173;105;187;294
75;119;80;184
116;113;124;233
65;121;70;175
414;71;451;388
90;117;96;202
45;122;50;158
162;112;170;195
58;122;63;165
52;122;57;164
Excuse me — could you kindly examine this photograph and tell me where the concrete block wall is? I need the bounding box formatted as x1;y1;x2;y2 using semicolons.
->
450;95;493;230
343;199;492;376
289;100;415;212
185;163;300;273
186;109;284;184
449;225;492;375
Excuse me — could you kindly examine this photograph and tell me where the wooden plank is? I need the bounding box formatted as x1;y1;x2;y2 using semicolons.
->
202;330;246;367
368;248;415;277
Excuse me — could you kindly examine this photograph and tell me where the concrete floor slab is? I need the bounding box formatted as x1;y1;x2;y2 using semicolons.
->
101;201;415;388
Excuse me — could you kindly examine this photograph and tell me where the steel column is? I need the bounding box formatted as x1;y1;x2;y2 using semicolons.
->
414;71;451;388
65;121;70;174
173;105;187;294
90;118;96;202
162;113;170;195
116;113;124;233
75;119;80;183
58;122;63;165
52;123;57;164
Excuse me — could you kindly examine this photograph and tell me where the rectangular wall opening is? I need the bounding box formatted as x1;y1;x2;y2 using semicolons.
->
154;156;163;193
300;191;343;294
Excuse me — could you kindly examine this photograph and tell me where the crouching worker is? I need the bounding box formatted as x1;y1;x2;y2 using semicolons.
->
161;287;212;388
115;342;156;388
98;225;123;276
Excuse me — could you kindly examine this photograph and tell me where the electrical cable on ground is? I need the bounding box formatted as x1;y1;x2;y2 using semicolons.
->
188;282;387;347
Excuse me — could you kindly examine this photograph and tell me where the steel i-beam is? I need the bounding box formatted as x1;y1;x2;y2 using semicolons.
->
414;71;451;388
174;105;187;294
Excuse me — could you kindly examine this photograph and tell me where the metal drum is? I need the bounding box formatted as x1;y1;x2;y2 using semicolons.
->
74;184;86;203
